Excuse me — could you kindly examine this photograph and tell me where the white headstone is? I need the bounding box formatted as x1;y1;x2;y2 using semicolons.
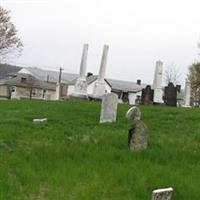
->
33;118;47;123
100;93;118;123
152;188;173;200
184;79;191;107
92;45;109;98
153;61;163;103
73;44;89;98
126;106;141;121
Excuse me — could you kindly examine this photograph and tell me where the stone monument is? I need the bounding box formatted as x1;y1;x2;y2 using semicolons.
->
92;45;109;99
126;107;148;151
164;82;180;107
184;79;191;107
72;44;89;99
153;61;163;104
152;188;173;200
141;85;154;105
100;93;118;123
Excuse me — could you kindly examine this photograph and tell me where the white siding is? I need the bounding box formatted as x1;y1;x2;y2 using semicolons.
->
67;85;75;96
87;80;111;95
128;91;142;105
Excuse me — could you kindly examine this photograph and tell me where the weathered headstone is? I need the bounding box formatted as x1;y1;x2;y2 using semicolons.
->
141;85;154;105
152;188;173;200
100;93;118;123
164;82;180;107
126;107;148;150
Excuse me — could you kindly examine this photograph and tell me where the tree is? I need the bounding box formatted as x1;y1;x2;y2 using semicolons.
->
164;64;181;86
0;6;22;62
188;62;200;106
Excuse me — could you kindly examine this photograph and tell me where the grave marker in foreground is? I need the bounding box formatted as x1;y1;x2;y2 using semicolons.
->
100;93;118;123
126;106;148;150
152;187;173;200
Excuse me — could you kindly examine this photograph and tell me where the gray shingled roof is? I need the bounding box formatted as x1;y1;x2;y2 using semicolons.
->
25;67;78;84
85;75;146;92
0;64;147;93
4;74;56;90
0;64;22;79
107;78;146;92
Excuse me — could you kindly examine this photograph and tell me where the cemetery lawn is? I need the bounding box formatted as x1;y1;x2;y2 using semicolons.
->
0;100;200;200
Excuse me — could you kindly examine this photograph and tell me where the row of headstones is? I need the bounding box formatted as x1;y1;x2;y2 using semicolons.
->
141;83;181;106
100;93;173;200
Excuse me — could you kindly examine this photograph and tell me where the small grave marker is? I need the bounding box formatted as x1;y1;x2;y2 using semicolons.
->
152;187;173;200
33;118;47;123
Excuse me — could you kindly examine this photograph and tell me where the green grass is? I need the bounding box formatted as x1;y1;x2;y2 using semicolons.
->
0;100;200;200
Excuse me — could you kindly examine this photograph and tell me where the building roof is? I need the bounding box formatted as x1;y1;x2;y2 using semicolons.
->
0;64;147;93
23;67;78;84
4;74;56;90
0;64;22;79
106;78;146;92
85;75;147;92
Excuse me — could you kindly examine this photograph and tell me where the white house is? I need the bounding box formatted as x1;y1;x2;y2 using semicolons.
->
67;74;146;104
0;64;147;104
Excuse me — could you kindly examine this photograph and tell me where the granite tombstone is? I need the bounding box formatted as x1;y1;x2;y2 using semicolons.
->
126;107;148;151
141;85;154;105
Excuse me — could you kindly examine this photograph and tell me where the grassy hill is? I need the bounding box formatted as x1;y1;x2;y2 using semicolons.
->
0;100;200;200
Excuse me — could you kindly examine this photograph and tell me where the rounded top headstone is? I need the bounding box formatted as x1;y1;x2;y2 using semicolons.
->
126;106;141;121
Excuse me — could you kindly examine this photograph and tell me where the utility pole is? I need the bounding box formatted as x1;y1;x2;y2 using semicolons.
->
57;67;64;100
59;67;64;84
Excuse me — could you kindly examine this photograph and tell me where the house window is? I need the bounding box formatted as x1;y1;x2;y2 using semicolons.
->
43;89;46;98
32;89;36;96
21;77;27;83
12;86;16;92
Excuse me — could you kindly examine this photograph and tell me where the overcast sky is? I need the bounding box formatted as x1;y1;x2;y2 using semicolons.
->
1;0;200;85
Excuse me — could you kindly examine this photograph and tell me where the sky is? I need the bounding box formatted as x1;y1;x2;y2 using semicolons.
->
1;0;200;85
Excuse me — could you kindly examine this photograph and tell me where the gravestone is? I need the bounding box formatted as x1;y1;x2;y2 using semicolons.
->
100;93;118;123
152;188;173;200
184;79;191;107
164;82;180;106
33;118;47;123
126;107;148;150
141;85;154;105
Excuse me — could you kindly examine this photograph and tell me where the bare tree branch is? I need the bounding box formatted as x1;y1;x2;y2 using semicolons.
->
0;6;23;62
164;64;181;85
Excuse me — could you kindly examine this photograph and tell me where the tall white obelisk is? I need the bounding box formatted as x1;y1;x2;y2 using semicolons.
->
153;60;163;104
92;45;109;99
